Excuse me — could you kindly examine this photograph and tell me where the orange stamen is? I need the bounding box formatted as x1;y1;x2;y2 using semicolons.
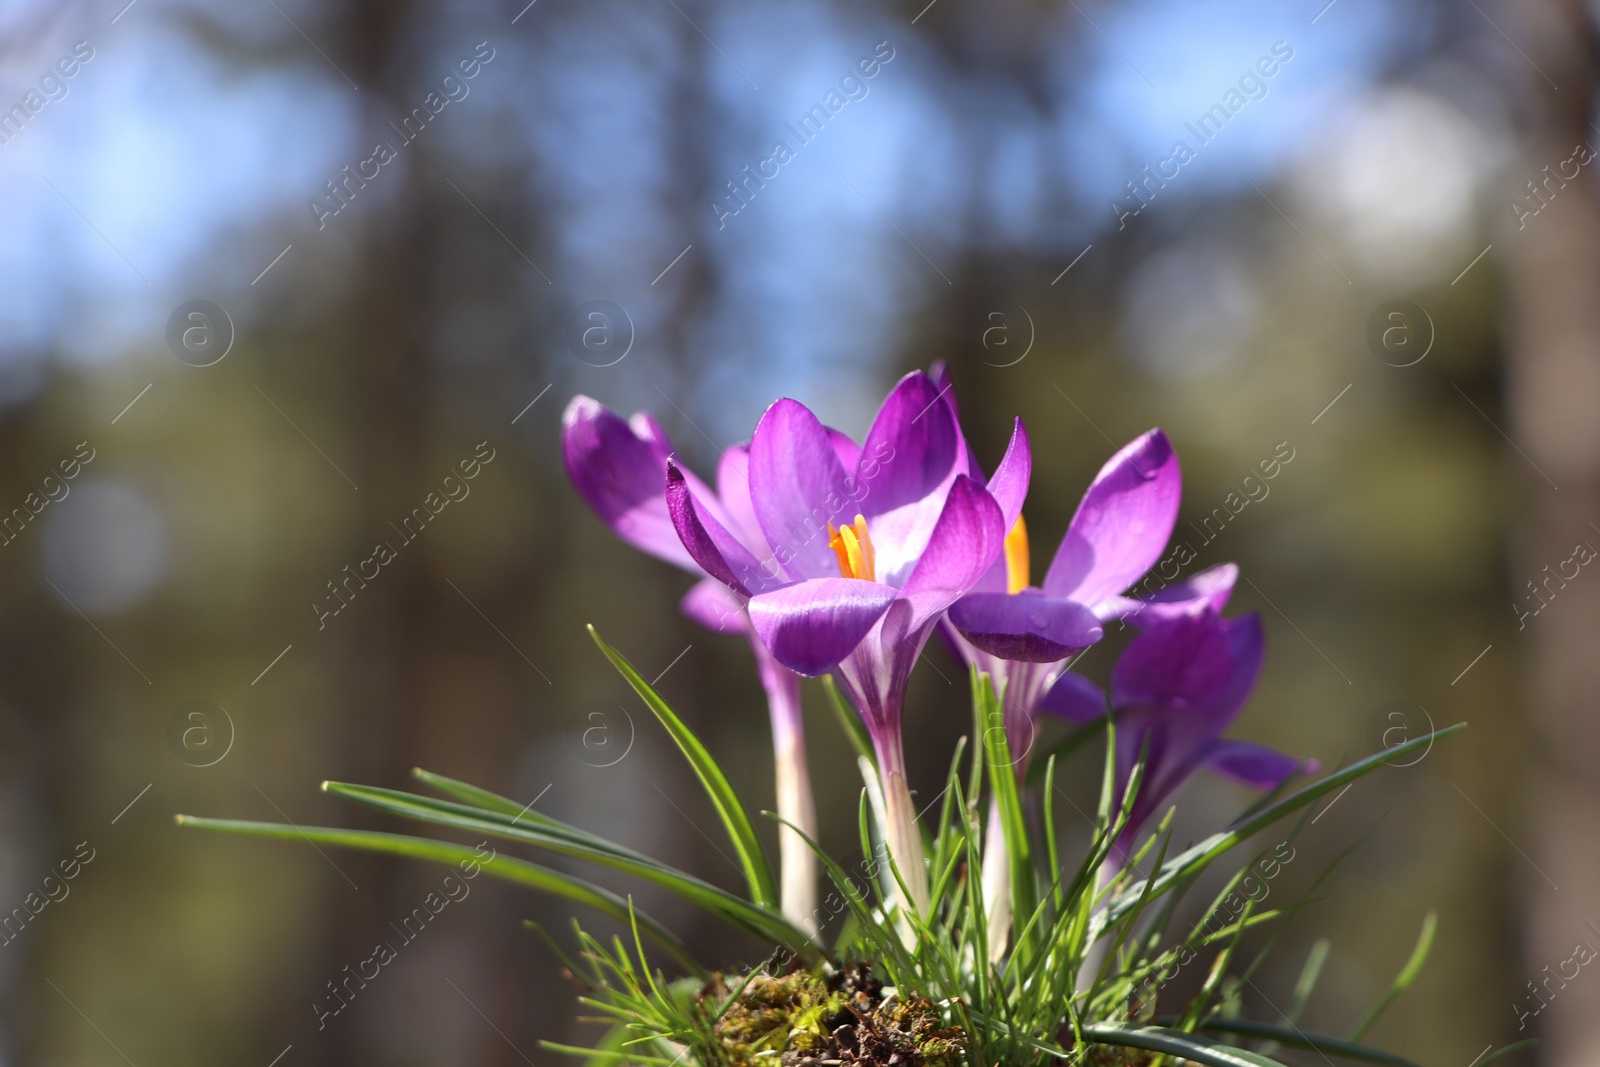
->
1004;516;1030;595
828;514;877;582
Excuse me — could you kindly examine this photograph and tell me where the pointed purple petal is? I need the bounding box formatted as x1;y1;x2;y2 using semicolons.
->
985;418;1032;531
716;446;772;555
1203;739;1314;789
563;396;696;571
680;579;747;635
855;371;968;581
899;475;1006;628
666;463;773;597
748;398;858;581
1039;670;1108;723
747;578;899;676
947;591;1102;663
1043;429;1181;608
1114;563;1239;627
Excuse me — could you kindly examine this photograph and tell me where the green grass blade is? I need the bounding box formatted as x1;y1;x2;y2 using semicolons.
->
174;815;699;971
318;780;811;952
589;625;780;911
1181;1018;1421;1067
1106;725;1464;924
822;675;875;768
1478;1040;1537;1067
1349;911;1436;1042
976;671;1036;959
1079;1023;1291;1067
411;767;545;819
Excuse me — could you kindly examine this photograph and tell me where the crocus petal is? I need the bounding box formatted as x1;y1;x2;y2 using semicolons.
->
562;396;696;571
1203;738;1313;789
747;578;900;676
1110;611;1235;713
1039;670;1107;723
716;446;772;556
1214;612;1266;716
827;427;862;472
1109;563;1239;626
985;418;1032;532
748;398;859;581
1043;429;1181;609
680;579;747;635
666;463;772;597
947;590;1102;663
628;411;674;462
899;475;1006;629
856;371;968;582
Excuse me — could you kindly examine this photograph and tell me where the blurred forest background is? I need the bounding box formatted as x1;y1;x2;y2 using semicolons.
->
0;0;1596;1063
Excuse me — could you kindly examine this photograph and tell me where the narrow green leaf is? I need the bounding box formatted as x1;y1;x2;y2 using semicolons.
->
1478;1040;1537;1067
1024;711;1109;790
1179;1018;1421;1067
174;815;699;971
1078;1023;1291;1067
412;767;544;820
1106;725;1464;925
822;675;875;768
589;625;780;911
1349;911;1436;1042
977;671;1035;960
318;780;811;953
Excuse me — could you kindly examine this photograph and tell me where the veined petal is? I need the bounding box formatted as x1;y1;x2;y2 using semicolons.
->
748;398;859;581
826;427;862;472
985;418;1032;532
748;578;900;676
1039;670;1107;724
1110;610;1235;713
1043;429;1181;608
1111;563;1239;626
680;579;748;635
667;463;773;598
562;396;695;571
856;371;968;581
716;446;773;556
899;475;1006;629
1203;738;1314;789
947;590;1102;663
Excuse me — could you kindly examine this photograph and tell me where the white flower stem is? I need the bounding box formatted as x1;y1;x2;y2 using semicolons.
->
757;651;819;939
874;732;930;919
980;794;1012;963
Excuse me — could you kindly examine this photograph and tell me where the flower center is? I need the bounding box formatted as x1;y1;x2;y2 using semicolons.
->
1004;516;1029;595
828;514;877;582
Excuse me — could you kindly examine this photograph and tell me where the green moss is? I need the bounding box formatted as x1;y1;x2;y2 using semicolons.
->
694;962;966;1067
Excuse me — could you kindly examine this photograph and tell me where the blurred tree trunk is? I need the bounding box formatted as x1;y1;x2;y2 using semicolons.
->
1504;0;1600;1061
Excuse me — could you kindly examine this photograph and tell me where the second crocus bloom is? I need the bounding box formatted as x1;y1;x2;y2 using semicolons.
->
668;370;1029;917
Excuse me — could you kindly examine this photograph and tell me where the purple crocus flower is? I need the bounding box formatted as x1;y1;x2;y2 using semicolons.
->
1045;607;1314;860
667;370;1030;915
945;428;1185;769
561;396;820;935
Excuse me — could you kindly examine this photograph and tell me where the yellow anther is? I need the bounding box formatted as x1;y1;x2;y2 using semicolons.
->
828;514;877;582
1004;516;1030;595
